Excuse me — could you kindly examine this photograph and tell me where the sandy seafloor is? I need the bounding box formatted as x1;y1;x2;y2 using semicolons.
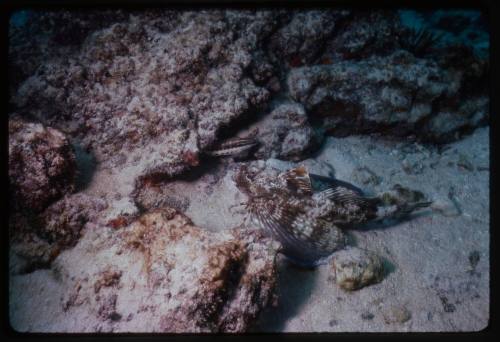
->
9;126;489;332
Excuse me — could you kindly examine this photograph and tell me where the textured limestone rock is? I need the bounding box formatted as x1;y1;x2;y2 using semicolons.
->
9;10;489;183
60;208;278;333
8;116;76;213
253;102;322;161
10;193;107;274
288;51;450;130
268;10;350;66
11;10;278;181
39;193;108;247
321;11;402;60
131;180;190;213
331;247;384;291
8;10;129;96
288;50;488;142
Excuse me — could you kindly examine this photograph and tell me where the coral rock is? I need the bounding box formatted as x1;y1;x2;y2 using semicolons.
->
322;11;402;60
11;10;277;181
60;208;278;333
9;116;76;213
331;247;384;291
10;193;107;274
288;50;488;142
40;193;108;247
253;102;322;161
268;10;350;65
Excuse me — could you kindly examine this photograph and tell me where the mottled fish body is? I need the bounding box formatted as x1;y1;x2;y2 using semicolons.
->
247;191;346;267
235;164;431;268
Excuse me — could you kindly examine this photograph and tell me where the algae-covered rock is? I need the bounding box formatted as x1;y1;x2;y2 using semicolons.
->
59;208;279;333
9;116;76;213
331;247;384;291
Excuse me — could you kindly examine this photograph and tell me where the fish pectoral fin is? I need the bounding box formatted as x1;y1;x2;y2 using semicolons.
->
255;201;308;250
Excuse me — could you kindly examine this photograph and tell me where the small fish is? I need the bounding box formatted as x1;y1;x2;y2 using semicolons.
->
205;137;259;159
235;165;431;268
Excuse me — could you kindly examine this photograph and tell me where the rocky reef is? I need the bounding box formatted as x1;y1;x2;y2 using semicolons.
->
9;9;488;178
8;8;489;333
8;117;108;273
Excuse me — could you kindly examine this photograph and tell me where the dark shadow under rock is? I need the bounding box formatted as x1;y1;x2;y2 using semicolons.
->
73;143;97;191
131;158;222;213
248;256;319;332
9;193;108;274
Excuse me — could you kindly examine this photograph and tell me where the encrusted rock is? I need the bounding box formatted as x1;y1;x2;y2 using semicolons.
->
11;10;277;181
10;193;107;274
40;193;108;247
60;208;278;333
131;177;190;213
268;10;350;66
288;50;488;142
321;11;402;60
9;9;489;181
331;247;384;291
8;116;76;213
253;102;322;161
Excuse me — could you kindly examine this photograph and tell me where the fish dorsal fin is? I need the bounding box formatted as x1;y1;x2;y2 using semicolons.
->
314;185;377;209
282;166;313;196
309;173;365;195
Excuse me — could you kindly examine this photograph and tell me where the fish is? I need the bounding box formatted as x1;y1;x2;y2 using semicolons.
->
205;137;259;159
235;164;432;268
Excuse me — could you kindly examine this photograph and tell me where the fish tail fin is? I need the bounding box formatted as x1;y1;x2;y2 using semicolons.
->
374;200;432;221
396;201;433;218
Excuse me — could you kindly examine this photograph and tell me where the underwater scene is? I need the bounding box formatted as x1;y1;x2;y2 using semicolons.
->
8;8;489;332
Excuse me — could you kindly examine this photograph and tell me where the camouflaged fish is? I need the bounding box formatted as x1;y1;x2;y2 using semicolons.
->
235;164;431;268
205;136;259;159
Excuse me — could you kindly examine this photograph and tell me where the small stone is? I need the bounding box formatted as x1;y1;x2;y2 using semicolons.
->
382;305;411;324
353;166;381;186
468;250;481;270
444;303;456;313
457;153;474;171
331;247;385;291
361;312;374;320
439;295;457;313
430;198;461;217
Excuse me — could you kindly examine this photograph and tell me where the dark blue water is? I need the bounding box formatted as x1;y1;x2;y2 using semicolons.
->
10;10;32;28
399;10;489;58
